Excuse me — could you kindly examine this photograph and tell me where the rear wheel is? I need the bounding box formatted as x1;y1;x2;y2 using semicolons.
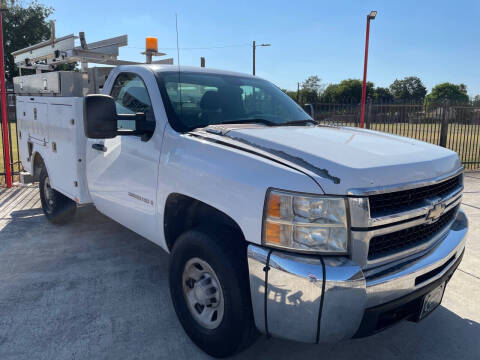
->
169;228;258;358
39;167;76;224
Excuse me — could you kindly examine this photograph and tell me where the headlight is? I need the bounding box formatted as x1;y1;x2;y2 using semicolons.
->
263;190;348;254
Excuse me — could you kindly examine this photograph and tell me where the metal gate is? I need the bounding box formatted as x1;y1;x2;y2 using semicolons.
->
2;98;480;184
313;101;480;170
0;90;20;184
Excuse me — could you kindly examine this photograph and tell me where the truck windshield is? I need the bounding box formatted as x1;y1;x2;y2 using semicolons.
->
156;71;312;132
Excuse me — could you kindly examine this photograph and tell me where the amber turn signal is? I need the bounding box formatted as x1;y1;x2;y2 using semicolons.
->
265;221;281;244
267;192;281;218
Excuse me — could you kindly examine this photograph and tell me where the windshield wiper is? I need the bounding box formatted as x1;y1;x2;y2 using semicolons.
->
218;118;278;126
219;119;317;127
203;118;317;130
282;119;317;126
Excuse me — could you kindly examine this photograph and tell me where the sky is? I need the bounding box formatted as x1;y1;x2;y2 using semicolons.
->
41;0;480;96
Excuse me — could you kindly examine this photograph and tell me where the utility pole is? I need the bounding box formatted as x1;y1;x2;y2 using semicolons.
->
252;41;255;75
252;41;271;76
360;10;377;128
0;2;11;187
297;82;300;103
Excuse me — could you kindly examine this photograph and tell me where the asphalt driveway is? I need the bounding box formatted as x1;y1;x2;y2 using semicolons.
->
0;174;479;360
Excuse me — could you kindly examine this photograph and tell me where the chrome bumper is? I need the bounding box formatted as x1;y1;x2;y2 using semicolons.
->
247;209;468;343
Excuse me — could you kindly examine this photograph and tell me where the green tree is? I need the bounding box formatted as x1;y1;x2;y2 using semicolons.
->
281;88;298;102
320;79;373;103
426;83;469;104
372;87;393;102
472;95;480;106
320;83;339;103
389;76;427;102
300;75;323;104
320;84;338;103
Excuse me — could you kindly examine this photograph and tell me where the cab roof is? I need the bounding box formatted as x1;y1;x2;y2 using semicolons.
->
117;64;259;79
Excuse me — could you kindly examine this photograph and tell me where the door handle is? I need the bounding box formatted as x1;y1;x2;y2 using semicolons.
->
92;143;107;152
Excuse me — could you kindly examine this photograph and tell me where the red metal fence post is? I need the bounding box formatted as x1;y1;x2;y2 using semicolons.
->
0;6;11;187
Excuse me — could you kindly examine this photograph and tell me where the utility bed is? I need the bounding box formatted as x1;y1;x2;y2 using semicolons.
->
16;94;91;203
12;29;139;205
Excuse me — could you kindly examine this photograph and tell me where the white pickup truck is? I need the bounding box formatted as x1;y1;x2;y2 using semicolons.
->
15;64;467;358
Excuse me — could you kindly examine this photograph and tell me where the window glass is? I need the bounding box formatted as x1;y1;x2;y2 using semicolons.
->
157;72;310;132
110;73;155;131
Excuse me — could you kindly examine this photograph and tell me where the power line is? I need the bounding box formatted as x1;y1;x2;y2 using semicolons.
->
126;43;251;51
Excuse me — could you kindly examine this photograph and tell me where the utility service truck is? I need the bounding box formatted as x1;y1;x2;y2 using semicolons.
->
13;31;468;358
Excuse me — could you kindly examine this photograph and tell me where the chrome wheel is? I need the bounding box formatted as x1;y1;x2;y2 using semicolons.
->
182;257;224;329
43;176;55;211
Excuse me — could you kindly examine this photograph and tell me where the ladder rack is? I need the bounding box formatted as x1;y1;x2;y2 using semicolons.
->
12;21;174;72
12;30;138;71
12;22;174;96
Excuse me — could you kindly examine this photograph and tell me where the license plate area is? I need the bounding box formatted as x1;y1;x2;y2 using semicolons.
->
418;282;445;320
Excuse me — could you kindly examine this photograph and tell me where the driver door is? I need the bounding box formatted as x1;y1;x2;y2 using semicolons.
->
86;71;161;241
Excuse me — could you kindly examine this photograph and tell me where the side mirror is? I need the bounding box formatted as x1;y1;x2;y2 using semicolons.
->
304;103;315;119
84;94;118;139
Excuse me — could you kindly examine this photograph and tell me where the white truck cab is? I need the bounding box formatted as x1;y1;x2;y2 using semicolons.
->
14;38;467;358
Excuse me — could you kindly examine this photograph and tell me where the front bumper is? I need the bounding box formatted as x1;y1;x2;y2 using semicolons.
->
247;209;468;343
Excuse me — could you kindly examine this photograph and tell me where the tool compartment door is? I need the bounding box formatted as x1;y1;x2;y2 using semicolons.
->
46;102;80;200
15;98;31;173
16;97;49;173
26;99;49;144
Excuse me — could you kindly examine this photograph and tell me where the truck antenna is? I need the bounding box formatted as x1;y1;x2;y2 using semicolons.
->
175;13;183;118
175;13;181;69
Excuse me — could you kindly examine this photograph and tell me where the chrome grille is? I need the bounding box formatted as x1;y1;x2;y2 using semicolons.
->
348;170;464;269
368;206;458;259
368;174;462;217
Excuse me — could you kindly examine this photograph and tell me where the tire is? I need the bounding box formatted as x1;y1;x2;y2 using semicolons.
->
39;167;76;224
169;227;258;358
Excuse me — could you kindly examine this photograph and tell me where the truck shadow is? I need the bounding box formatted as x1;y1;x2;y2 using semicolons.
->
0;199;478;360
241;271;480;359
10;207;44;218
236;305;480;359
237;275;480;360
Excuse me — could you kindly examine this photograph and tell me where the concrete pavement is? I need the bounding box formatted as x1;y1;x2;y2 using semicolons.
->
0;175;479;360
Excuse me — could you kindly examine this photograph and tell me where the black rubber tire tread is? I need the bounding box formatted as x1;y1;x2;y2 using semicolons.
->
39;167;77;225
169;226;258;358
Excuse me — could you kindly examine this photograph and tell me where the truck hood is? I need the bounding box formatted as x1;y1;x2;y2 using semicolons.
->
217;125;461;194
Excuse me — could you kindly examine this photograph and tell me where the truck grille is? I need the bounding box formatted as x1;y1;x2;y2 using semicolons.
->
369;175;462;217
368;206;458;259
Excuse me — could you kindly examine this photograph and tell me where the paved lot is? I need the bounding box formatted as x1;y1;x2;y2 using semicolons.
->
0;174;479;360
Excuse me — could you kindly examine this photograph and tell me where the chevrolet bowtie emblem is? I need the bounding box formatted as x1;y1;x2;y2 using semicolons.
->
426;197;446;224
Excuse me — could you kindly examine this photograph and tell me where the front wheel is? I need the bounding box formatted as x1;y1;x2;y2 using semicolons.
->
169;228;258;358
39;167;76;224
